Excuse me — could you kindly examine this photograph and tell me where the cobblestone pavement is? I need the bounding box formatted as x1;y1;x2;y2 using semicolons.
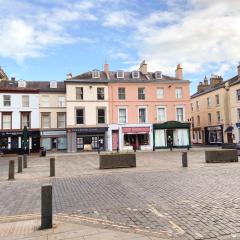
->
1;149;240;239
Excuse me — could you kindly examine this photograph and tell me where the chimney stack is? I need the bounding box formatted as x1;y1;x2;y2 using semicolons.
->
104;63;109;73
66;73;72;80
210;74;223;88
175;64;183;79
139;60;147;74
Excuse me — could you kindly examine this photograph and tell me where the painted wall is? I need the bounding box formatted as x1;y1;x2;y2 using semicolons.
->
66;83;109;127
108;82;191;124
0;93;39;129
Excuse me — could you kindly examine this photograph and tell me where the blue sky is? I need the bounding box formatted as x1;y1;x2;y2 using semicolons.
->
0;0;240;94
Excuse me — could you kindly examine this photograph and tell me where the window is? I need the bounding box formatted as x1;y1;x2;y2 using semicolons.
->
237;89;240;101
175;87;183;99
176;107;184;122
118;108;127;124
58;96;65;107
192;117;194;127
92;70;100;78
76;109;84;124
3;95;11;107
215;94;220;105
76;87;83;100
196;101;199;111
208;113;212;124
41;113;51;128
216;111;221;123
2;112;11;129
22;95;29;107
139;108;147;123
207;97;211;108
157;108;166;122
21;112;30;129
156;88;164;99
197;115;200;125
97;88;104;100
57;112;66;128
97;108;105;124
118;88;125;100
132;71;139;78
155;71;162;79
191;103;194;112
117;71;124;78
237;108;240;121
138;88;145;100
42;96;49;107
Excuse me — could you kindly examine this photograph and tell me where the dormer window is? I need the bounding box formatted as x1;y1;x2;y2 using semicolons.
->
155;71;162;79
117;70;124;79
92;70;100;78
132;71;139;78
18;80;26;88
50;81;57;88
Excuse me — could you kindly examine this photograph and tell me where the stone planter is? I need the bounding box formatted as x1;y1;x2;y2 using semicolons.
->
222;143;237;149
205;149;238;163
99;152;136;169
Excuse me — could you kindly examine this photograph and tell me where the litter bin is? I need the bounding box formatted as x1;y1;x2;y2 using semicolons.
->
40;147;46;157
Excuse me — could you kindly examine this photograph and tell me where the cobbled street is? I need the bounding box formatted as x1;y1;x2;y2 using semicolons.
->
1;149;240;239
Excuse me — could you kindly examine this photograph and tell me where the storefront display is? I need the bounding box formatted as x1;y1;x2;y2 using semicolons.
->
204;125;223;145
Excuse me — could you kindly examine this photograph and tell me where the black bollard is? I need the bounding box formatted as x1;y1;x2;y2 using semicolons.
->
18;156;23;173
41;184;52;229
23;154;27;168
182;151;188;167
50;158;55;177
8;160;15;180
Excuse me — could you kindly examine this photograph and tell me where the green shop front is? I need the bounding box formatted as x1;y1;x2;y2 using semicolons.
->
153;121;191;149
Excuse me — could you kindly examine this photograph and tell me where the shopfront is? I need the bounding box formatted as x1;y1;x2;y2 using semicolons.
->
192;127;204;144
204;125;223;145
41;130;67;151
0;130;40;154
153;121;191;149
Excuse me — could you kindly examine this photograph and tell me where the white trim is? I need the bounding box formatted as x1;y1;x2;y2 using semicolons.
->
156;106;167;123
117;106;128;124
117;71;124;78
175;105;185;122
156;87;164;99
132;71;139;78
138;106;148;124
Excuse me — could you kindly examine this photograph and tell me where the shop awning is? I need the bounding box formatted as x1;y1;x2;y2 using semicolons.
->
153;121;190;129
122;127;150;134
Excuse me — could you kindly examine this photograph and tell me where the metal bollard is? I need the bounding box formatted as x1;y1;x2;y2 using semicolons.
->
50;158;55;177
23;154;27;168
41;184;52;229
18;156;23;173
182;151;188;167
8;160;15;180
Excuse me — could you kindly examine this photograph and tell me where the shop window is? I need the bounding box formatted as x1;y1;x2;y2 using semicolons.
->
157;108;166;122
138;88;145;100
118;108;127;124
118;88;125;100
3;95;11;107
215;94;220;105
41;113;51;128
22;95;29;107
2;112;12;129
0;137;8;149
42;96;49;107
156;88;164;99
176;107;184;122
139;108;147;123
21;112;31;129
42;138;51;150
57;137;67;150
76;109;84;124
124;134;149;146
58;96;65;107
237;89;240;101
175;87;182;99
97;108;105;124
76;87;83;100
57;112;66;128
97;88;104;100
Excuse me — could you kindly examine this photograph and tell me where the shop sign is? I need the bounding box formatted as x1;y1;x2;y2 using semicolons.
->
41;130;66;136
207;125;222;131
0;130;40;137
72;127;108;133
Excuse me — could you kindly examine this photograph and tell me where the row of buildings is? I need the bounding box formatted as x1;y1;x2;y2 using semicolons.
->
0;62;191;154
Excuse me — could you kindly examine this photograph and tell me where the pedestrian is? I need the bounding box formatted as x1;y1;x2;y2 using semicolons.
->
167;136;173;151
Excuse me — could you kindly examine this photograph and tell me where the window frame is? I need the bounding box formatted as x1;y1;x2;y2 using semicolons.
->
118;87;126;100
97;108;106;124
21;111;31;129
76;87;84;100
215;94;220;106
57;112;66;128
237;89;240;101
41;112;51;129
175;87;183;99
208;113;212;125
58;96;65;107
156;88;164;99
2;112;12;129
156;106;167;123
118;107;127;124
76;108;85;125
3;95;11;107
97;87;105;100
42;95;49;107
138;88;145;100
22;95;29;107
138;107;147;124
175;106;185;122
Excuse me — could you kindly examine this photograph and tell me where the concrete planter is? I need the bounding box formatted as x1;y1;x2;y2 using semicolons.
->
99;152;136;169
222;143;237;149
205;149;238;163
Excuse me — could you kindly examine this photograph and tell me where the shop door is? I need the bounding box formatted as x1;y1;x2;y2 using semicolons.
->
166;129;173;147
11;137;18;151
77;137;84;150
227;133;233;143
112;130;119;150
91;136;98;149
32;136;40;152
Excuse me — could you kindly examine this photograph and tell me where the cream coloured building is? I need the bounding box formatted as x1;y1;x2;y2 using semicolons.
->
66;70;109;152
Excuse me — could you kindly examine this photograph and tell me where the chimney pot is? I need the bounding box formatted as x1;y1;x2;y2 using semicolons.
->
175;64;183;79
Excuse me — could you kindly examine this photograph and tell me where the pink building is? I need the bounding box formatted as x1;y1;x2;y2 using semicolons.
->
107;61;191;151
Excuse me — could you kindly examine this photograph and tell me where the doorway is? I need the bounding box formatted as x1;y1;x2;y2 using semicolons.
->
227;133;233;143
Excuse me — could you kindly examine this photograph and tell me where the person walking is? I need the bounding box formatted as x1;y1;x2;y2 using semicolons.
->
167;136;173;151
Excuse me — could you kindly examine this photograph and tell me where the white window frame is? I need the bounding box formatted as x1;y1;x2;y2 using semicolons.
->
118;107;128;124
155;71;162;79
22;95;29;107
132;71;139;78
237;89;240;102
156;88;164;99
215;94;220;106
208;113;212;125
117;71;124;78
175;87;183;99
216;111;221;124
237;108;240;121
3;95;11;107
58;96;65;107
156;106;167;123
92;70;100;78
138;106;148;124
42;95;49;107
207;97;211;108
175;105;185;122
